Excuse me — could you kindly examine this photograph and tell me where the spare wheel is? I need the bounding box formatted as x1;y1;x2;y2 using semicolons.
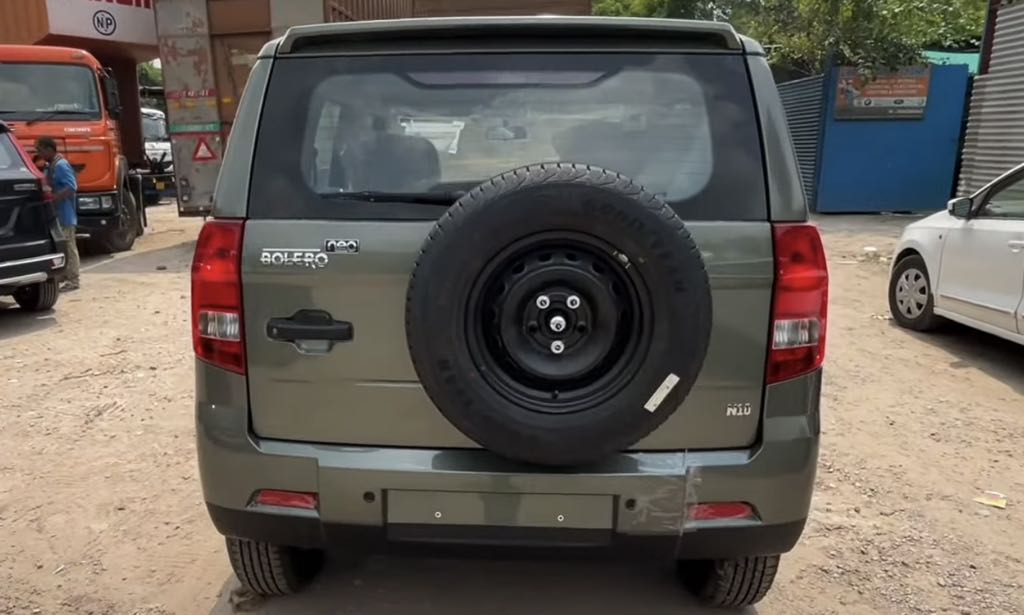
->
406;164;712;466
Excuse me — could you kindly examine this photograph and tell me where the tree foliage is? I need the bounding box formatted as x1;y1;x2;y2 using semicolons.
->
592;0;987;76
594;0;725;19
137;62;163;88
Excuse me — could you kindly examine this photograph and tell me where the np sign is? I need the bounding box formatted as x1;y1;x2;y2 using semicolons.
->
93;10;117;36
45;1;156;46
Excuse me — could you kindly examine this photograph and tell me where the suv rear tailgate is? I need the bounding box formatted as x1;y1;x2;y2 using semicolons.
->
239;48;774;451
242;220;772;450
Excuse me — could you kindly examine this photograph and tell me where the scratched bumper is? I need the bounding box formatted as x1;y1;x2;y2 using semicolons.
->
197;360;819;558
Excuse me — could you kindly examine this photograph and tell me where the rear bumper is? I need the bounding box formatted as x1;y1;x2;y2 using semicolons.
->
0;252;65;290
196;361;820;560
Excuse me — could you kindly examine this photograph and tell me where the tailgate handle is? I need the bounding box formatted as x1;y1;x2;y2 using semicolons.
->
267;310;353;343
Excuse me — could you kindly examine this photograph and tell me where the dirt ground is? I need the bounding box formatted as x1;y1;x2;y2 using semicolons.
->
0;206;1022;615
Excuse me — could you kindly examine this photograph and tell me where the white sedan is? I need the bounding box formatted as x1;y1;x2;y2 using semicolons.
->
888;162;1024;344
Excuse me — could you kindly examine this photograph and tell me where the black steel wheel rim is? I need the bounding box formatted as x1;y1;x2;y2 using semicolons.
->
466;232;652;414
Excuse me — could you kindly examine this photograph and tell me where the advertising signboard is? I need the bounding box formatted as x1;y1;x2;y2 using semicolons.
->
836;66;932;120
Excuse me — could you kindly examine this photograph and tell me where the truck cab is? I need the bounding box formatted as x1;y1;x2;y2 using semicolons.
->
142;107;174;206
0;45;144;253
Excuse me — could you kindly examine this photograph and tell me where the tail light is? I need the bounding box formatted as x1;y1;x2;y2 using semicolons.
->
252;490;319;510
191;220;246;374
15;143;51;200
688;502;756;522
37;173;53;202
768;223;828;384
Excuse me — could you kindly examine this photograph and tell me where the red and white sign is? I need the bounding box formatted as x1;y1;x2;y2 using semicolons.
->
192;137;218;162
45;0;157;46
166;89;217;100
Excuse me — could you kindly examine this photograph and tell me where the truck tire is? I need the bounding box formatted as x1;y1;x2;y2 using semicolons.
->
406;164;713;466
226;537;323;596
679;555;781;608
13;279;59;312
94;185;140;254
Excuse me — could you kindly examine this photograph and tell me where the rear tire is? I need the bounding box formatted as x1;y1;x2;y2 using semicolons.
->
888;255;942;331
679;555;780;608
225;537;323;596
93;185;140;254
13;279;59;312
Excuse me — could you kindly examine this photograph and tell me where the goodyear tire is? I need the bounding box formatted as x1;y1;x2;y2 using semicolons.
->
406;164;712;466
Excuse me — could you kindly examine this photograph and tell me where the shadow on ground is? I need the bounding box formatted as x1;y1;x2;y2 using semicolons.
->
904;321;1024;396
0;301;57;342
83;239;197;275
209;554;754;615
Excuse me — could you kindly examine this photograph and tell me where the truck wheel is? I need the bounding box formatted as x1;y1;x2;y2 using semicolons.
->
226;537;323;596
406;163;712;466
13;279;59;312
94;185;140;254
679;555;780;608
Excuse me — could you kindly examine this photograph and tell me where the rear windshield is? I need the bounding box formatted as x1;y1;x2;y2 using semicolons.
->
250;53;766;221
0;134;27;171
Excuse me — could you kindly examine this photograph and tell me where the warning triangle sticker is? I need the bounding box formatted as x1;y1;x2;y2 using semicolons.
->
192;137;217;162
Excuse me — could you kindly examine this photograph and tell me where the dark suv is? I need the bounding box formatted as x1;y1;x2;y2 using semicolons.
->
190;17;826;608
0;122;65;311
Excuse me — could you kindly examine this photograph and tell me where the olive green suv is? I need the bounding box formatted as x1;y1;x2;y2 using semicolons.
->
190;17;826;609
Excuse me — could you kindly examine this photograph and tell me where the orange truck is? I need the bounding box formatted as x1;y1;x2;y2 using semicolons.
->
0;44;145;252
0;0;159;253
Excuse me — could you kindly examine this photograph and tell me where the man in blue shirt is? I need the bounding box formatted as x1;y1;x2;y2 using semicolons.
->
36;137;79;291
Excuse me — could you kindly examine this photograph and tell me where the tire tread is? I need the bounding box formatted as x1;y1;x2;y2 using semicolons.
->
13;279;59;311
226;537;320;596
683;555;780;609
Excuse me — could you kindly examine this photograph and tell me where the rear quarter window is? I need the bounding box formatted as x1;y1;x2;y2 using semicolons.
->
0;135;24;170
249;53;767;221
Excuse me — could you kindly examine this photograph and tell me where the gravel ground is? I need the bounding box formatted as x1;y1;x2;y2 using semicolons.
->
0;206;1021;615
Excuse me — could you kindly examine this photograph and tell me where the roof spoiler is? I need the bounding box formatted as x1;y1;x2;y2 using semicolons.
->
278;16;744;55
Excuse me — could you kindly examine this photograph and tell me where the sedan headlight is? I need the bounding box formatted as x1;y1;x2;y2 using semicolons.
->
77;196;101;211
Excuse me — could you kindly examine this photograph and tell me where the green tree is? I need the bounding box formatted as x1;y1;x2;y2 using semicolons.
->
592;0;987;76
593;0;724;19
137;62;163;87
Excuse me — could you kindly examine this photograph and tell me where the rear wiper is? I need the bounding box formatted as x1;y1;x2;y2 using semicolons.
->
321;190;464;205
26;110;93;125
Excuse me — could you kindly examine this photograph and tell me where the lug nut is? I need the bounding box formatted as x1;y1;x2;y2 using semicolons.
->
550;340;565;354
549;315;567;333
536;295;551;309
567;295;581;309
